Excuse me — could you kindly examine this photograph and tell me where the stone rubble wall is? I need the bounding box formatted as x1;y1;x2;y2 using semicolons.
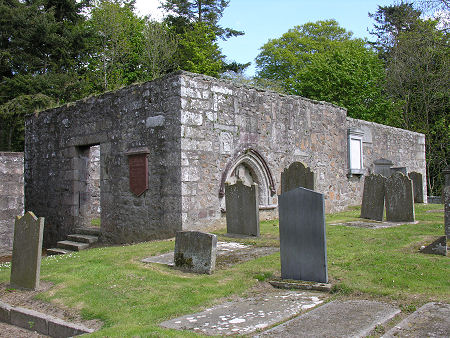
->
178;72;426;229
0;152;24;255
25;73;183;246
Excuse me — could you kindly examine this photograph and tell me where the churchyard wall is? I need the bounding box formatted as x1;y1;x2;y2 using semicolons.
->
0;152;24;255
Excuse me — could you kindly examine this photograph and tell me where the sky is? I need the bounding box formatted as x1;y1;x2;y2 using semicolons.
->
135;0;396;76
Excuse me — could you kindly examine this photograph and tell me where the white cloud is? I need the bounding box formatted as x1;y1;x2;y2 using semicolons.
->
135;0;166;21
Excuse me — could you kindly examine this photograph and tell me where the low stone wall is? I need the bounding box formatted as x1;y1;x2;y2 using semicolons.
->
0;152;23;256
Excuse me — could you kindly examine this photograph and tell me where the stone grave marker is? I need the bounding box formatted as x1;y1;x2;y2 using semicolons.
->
281;162;315;194
174;231;217;274
225;180;260;236
385;172;415;222
408;172;424;203
10;211;44;290
360;174;386;221
444;166;450;247
373;158;393;177
278;187;328;283
391;167;407;175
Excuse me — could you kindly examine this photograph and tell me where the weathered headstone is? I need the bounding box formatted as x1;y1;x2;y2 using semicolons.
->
360;174;386;221
408;172;424;203
385;172;415;222
174;231;217;274
279;187;328;283
391;167;407;175
373;158;393;177
225;180;260;236
10;212;44;290
281;162;315;193
444;166;450;246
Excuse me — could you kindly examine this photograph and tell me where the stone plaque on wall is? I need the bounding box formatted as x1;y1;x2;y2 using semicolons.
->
126;148;149;196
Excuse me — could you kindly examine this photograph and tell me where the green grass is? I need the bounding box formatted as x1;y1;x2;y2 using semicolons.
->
0;204;447;336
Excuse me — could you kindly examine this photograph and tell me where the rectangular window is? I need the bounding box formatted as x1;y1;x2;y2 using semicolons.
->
348;129;364;175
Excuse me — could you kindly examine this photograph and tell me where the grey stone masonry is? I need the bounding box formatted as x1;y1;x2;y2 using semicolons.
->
408;171;424;203
174;231;217;274
225;180;260;236
385;172;415;222
360;174;386;221
281;162;315;194
25;71;427;245
279;187;328;283
444;166;450;243
10;212;44;290
0;152;23;255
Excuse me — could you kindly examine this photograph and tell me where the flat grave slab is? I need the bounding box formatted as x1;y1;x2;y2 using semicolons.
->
160;290;326;336
257;300;400;337
383;302;450;338
330;220;418;229
142;242;278;269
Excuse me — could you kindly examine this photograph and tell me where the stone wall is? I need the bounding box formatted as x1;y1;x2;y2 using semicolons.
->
0;152;24;255
25;74;183;246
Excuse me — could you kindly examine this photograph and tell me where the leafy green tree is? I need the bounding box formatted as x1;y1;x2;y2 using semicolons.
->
255;20;399;121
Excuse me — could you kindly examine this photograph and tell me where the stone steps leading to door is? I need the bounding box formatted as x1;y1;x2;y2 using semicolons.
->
47;227;101;255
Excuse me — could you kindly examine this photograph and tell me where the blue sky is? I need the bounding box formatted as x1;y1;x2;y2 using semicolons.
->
135;0;395;75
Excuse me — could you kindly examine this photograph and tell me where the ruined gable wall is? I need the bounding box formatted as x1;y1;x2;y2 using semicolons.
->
0;152;23;255
25;73;183;246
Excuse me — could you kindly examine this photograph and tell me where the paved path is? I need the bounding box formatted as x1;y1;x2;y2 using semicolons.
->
257;300;400;338
161;290;327;336
383;302;450;338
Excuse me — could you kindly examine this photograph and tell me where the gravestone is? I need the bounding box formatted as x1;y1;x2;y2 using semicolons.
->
444;166;450;246
225;180;260;236
391;167;407;175
373;158;393;177
278;187;328;283
385;172;415;222
10;212;44;290
174;231;217;274
360;174;386;221
281;162;315;193
408;172;424;203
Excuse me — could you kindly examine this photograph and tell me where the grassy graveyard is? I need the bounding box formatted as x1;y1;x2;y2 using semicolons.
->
0;203;448;336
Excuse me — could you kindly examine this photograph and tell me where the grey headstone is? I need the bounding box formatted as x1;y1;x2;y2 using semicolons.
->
373;158;393;177
174;231;217;274
225;180;260;236
408;172;424;203
385;172;415;222
360;174;386;221
278;187;327;283
281;162;315;194
444;166;450;243
10;212;44;290
391;167;407;175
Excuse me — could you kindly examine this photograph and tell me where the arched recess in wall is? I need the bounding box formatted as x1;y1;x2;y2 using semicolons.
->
219;148;276;208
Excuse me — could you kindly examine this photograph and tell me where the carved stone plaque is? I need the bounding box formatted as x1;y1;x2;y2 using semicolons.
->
126;148;149;196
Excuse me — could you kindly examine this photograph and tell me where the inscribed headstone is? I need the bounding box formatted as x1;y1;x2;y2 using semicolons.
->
174;231;217;274
444;166;450;244
10;212;44;290
408;172;424;203
279;187;328;283
225;180;259;236
373;158;393;177
281;162;314;193
385;172;415;222
360;174;386;221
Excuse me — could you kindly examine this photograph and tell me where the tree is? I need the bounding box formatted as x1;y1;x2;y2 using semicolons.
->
255;20;399;121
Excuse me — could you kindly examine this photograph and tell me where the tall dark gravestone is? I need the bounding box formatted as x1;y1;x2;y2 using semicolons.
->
408;172;424;203
360;174;386;221
385;172;415;222
225;180;260;236
278;187;328;283
444;166;450;246
281;162;315;194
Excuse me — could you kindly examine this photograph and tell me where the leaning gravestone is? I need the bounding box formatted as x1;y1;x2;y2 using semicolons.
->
385;172;415;222
408;172;424;203
281;162;315;193
174;231;217;274
360;174;386;221
10;211;44;290
279;187;328;283
225;180;260;236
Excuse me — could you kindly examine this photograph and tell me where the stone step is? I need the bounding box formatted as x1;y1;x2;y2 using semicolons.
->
74;227;101;236
67;234;98;244
57;240;89;251
46;248;74;256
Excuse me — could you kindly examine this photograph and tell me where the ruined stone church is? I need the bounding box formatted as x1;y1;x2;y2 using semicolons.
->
24;71;426;246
